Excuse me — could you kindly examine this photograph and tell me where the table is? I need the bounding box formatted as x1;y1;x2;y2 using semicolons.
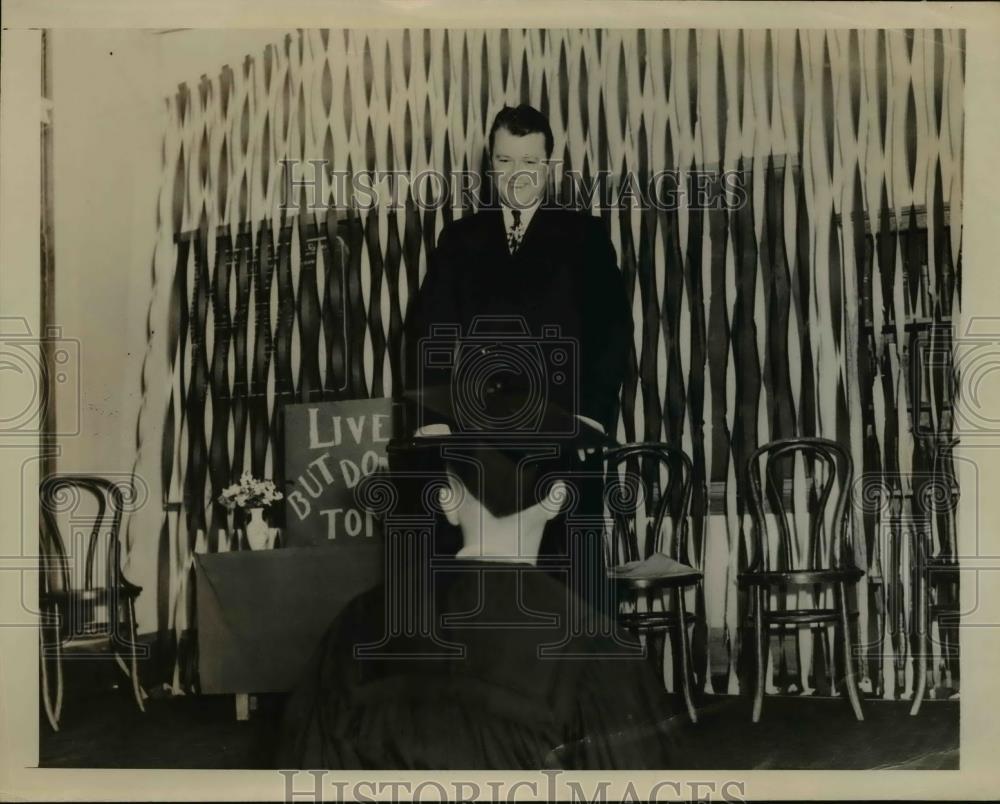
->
194;543;383;718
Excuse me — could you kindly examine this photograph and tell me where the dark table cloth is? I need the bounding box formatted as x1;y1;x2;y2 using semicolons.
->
194;544;383;694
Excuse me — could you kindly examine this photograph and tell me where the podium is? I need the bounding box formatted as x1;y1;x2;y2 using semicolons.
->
194;543;384;715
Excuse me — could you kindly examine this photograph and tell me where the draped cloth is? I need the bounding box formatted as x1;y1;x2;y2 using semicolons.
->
276;560;672;769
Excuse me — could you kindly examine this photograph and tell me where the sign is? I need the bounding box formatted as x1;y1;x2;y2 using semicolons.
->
283;397;396;548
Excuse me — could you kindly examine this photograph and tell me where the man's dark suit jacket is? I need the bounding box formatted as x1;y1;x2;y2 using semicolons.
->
402;205;633;435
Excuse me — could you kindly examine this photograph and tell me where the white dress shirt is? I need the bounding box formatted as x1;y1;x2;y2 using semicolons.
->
501;198;541;251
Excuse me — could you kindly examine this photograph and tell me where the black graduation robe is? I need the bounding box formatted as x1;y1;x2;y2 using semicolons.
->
275;561;672;770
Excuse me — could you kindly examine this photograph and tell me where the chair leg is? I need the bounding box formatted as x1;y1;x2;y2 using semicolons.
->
39;610;60;732
125;597;146;713
910;567;928;716
837;582;864;721
114;652;131;679
111;602;131;684
752;585;767;723
51;605;65;725
673;587;697;724
940;614;955;692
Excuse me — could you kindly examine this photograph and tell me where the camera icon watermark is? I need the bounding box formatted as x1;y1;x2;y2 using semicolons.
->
417;315;580;438
0;317;80;437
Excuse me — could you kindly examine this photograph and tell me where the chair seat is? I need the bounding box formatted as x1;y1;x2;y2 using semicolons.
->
57;630;124;649
739;567;864;586
608;553;703;589
610;571;703;590
41;580;142;604
926;562;960;579
925;555;959;565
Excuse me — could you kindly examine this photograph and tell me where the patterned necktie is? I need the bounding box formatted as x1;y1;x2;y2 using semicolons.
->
507;209;523;254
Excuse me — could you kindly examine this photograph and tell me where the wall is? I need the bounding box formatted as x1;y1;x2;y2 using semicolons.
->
51;29;293;634
52;29;159;476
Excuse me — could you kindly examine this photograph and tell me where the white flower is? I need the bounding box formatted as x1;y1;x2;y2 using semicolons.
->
219;475;283;509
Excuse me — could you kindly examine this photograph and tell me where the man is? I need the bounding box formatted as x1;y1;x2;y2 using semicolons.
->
276;393;671;770
402;104;633;609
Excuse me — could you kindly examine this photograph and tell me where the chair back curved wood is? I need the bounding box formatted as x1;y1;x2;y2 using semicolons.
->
38;474;145;731
744;436;859;579
40;475;128;611
603;443;694;569
740;437;865;723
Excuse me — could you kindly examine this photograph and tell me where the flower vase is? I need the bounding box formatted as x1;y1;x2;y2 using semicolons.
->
245;507;272;550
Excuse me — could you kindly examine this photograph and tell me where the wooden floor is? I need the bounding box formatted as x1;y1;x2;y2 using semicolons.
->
39;676;958;770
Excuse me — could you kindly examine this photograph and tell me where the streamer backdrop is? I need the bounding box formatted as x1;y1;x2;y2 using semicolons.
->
128;28;962;698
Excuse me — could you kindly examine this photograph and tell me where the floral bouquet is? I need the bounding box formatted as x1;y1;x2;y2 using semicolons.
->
218;471;284;510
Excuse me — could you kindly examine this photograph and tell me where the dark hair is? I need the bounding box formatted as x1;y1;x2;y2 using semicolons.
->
488;104;554;159
443;442;572;519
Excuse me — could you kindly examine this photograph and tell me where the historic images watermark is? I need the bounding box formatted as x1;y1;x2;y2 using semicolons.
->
279;160;750;213
278;769;749;803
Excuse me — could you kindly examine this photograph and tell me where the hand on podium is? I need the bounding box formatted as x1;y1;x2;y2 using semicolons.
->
575;415;605;462
411;418;605;462
414;423;452;437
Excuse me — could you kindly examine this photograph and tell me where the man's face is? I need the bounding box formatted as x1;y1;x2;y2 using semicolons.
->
490;127;550;209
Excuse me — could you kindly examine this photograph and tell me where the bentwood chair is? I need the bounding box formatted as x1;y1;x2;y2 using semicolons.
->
39;475;146;731
910;437;961;715
603;443;703;723
740;437;865;723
